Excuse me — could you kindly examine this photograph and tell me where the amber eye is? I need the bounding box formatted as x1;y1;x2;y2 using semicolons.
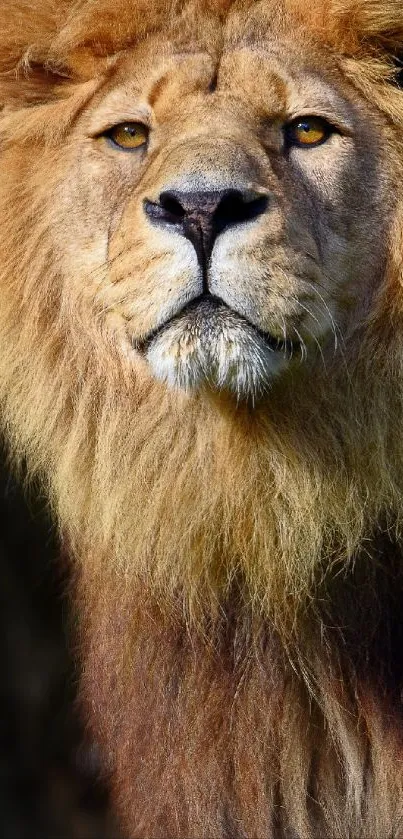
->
106;122;149;150
285;116;333;148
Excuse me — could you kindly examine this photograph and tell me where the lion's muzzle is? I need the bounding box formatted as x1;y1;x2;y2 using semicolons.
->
136;294;292;398
144;187;268;280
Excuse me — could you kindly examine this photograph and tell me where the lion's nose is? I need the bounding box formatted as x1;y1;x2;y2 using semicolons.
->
144;188;268;267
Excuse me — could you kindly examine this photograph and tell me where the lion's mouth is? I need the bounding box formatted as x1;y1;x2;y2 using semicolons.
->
133;294;299;357
132;294;300;397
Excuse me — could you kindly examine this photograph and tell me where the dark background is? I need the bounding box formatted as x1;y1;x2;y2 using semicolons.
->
0;447;118;839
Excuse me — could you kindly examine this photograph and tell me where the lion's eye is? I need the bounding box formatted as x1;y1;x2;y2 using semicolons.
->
285;116;333;148
106;122;149;150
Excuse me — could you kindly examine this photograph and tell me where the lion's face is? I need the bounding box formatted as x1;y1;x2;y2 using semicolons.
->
40;4;393;399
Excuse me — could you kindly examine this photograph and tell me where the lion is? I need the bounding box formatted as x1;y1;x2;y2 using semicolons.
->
1;0;403;835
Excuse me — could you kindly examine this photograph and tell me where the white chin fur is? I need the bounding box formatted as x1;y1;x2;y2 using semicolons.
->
144;307;286;399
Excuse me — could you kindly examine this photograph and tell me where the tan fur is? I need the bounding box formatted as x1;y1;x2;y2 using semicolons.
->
2;0;403;835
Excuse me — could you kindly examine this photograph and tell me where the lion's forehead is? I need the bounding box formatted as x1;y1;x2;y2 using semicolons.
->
89;36;354;142
79;0;344;118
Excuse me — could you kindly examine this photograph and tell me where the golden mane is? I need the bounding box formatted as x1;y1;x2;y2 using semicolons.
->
1;0;403;835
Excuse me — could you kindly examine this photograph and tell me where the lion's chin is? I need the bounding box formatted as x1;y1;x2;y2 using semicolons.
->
136;298;288;399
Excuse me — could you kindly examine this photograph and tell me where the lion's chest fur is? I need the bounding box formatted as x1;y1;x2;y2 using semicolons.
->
79;533;403;838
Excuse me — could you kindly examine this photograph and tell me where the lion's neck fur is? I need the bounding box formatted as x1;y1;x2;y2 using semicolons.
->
1;244;403;629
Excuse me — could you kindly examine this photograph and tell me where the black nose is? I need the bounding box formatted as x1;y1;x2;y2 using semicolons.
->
144;188;268;269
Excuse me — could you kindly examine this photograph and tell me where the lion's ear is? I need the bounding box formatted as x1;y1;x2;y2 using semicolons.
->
0;0;170;108
331;0;403;73
0;60;76;109
0;0;75;107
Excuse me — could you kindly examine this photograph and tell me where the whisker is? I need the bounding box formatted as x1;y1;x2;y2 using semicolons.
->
302;280;339;353
292;326;307;363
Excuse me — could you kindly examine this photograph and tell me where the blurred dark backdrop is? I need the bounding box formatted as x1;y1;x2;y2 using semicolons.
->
0;446;118;839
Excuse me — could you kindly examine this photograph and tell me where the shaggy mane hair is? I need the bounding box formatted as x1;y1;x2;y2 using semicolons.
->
2;1;403;836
